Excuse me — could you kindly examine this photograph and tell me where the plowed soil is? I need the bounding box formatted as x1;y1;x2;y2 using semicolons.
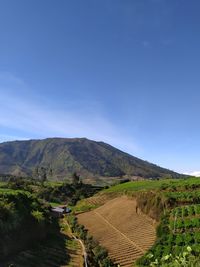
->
77;196;156;267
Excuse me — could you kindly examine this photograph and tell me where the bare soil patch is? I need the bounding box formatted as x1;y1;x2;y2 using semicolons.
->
77;196;156;267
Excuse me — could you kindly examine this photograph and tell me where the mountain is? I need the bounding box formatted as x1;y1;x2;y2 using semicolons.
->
0;138;181;183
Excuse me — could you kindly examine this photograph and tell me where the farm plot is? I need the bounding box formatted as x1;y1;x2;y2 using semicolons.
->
140;193;200;266
82;194;110;206
75;192;118;213
77;196;156;267
166;191;200;204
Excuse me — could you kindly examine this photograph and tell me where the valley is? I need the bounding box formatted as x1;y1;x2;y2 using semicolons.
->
1;0;199;266
1;173;200;266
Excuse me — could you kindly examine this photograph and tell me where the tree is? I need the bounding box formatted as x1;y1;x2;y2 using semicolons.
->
39;167;47;183
48;168;53;177
33;166;39;179
72;172;80;185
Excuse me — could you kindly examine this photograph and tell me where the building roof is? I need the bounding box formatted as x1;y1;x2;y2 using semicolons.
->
51;207;64;213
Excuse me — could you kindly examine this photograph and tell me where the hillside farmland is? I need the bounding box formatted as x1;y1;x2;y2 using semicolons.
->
77;196;156;267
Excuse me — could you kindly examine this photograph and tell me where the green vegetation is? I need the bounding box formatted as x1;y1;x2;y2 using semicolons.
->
146;246;200;266
0;181;8;187
0;138;182;182
133;178;200;266
83;176;200;266
5;229;69;267
5;177;101;206
68;215;117;267
102;177;199;194
0;189;53;262
0;176;101;266
2;172;200;266
74;200;100;213
102;179;173;193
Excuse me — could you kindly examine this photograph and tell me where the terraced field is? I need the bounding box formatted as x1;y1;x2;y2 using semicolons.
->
81;194;112;206
75;192;117;213
3;238;83;267
3;224;83;267
4;244;68;267
77;196;156;267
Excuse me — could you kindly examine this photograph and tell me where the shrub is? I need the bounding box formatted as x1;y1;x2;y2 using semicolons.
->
31;210;45;223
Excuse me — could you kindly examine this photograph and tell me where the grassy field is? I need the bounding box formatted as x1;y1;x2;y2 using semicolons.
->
0;181;8;187
0;188;30;194
102;179;173;193
49;201;63;207
102;177;199;194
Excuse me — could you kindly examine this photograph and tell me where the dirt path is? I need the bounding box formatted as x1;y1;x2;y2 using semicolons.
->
73;236;88;267
62;218;88;267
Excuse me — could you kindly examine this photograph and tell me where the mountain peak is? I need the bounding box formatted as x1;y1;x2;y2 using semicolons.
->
0;138;181;183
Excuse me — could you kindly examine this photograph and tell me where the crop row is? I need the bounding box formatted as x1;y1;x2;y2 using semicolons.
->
170;217;200;230
146;232;200;261
171;204;200;218
141;208;200;264
163;232;200;246
153;243;200;260
166;191;200;203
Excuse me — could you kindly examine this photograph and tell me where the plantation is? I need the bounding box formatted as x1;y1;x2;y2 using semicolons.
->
77;196;156;267
72;177;200;266
102;176;200;194
2;175;200;266
137;186;200;266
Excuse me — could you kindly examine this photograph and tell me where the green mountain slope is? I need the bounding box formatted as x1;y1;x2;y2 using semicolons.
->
0;138;181;181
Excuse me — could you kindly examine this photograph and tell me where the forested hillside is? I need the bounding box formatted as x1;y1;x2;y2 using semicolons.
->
0;138;181;182
0;190;52;263
0;177;101;266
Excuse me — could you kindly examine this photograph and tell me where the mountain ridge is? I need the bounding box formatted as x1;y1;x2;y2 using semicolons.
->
0;137;182;182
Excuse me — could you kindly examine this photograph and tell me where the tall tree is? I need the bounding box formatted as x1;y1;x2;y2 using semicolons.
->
72;172;80;185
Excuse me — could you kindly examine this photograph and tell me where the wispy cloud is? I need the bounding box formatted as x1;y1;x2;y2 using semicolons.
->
184;171;200;177
0;72;139;154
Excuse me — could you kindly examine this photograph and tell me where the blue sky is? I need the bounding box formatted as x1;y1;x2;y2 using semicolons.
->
0;0;200;175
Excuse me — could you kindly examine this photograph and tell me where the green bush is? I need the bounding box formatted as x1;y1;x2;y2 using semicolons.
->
31;210;45;223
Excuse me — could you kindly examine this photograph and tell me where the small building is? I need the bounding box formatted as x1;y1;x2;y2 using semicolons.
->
58;206;71;213
64;207;71;213
51;207;65;218
51;206;71;218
